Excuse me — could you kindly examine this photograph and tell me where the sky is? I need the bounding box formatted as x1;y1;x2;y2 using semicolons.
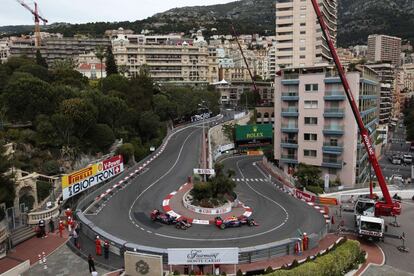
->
0;0;237;26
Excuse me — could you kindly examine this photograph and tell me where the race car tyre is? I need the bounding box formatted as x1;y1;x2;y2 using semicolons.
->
220;224;226;230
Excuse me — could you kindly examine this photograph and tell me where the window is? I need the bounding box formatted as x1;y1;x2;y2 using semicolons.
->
304;149;317;157
300;6;306;10
304;117;318;125
300;47;306;51
304;101;318;109
300;31;306;34
300;14;306;18
300;23;306;26
300;39;306;43
305;84;319;92
300;55;306;59
304;133;317;141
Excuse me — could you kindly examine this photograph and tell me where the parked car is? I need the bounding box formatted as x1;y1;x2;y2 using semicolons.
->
403;154;413;164
392;155;402;165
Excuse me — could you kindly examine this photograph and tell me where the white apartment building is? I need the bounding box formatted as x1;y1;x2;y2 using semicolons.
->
367;34;402;66
274;65;379;187
367;63;396;124
111;30;209;84
274;0;337;69
75;52;107;79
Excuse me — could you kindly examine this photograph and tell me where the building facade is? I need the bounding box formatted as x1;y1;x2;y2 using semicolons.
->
367;63;396;124
274;65;379;187
274;0;337;69
367;34;402;66
111;30;209;84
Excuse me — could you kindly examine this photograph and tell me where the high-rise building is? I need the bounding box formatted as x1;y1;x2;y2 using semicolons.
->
367;34;402;66
274;0;337;69
273;65;379;187
367;63;395;124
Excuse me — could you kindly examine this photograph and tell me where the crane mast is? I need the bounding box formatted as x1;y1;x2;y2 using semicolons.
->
16;0;48;48
309;0;401;217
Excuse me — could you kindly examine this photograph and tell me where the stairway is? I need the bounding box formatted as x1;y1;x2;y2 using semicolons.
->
11;226;36;246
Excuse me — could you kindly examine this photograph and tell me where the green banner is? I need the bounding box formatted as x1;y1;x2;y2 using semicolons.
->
235;124;273;141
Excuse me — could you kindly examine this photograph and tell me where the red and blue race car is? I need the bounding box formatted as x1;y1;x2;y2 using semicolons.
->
150;209;177;225
215;216;258;229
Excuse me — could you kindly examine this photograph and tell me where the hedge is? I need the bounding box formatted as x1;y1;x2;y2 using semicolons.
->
267;240;364;276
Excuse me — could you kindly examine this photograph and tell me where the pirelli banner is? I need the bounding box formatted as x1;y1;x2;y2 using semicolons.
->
62;155;124;200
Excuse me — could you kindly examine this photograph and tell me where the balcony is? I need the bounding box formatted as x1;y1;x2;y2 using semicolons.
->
281;139;298;149
323;125;344;135
324;91;345;101
281;73;299;85
281;154;298;164
281;92;299;101
323;108;344;118
281;123;298;133
281;107;299;117
322;142;344;153
322;158;343;168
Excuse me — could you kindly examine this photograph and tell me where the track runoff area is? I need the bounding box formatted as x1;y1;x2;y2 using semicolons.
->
78;118;326;271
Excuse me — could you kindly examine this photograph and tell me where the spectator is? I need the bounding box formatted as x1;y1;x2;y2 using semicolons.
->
72;229;78;248
95;236;102;256
88;254;96;273
103;240;109;259
48;219;55;233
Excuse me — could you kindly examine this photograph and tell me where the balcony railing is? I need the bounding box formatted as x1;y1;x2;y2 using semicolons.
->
281;139;298;144
281;154;298;160
322;158;343;164
323;142;343;147
281;92;299;97
282;107;299;112
324;108;345;118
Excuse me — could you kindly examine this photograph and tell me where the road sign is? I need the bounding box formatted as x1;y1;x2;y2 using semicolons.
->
193;168;215;175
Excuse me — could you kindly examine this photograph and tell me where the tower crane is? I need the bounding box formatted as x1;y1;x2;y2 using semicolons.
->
15;0;48;48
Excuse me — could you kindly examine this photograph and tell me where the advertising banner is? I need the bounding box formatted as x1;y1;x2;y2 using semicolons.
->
193;168;215;175
62;155;124;200
235;124;273;141
167;248;238;265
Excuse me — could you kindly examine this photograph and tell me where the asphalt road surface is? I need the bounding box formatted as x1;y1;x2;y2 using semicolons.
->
86;123;325;249
379;120;412;181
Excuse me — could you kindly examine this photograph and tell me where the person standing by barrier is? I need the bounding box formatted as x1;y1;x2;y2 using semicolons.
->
95;236;102;256
88;254;96;273
58;221;64;238
103;240;109;259
72;229;79;248
48;219;55;233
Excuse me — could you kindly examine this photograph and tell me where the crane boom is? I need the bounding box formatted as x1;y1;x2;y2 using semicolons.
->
15;0;48;48
310;0;400;217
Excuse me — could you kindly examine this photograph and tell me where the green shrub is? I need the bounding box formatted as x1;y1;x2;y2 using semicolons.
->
266;240;363;276
306;185;324;195
265;266;274;273
173;270;180;275
36;180;52;201
236;269;243;276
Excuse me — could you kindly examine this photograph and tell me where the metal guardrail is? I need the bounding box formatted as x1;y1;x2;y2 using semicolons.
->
0;219;8;244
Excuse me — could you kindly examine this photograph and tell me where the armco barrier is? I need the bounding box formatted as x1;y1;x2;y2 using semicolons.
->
76;115;327;265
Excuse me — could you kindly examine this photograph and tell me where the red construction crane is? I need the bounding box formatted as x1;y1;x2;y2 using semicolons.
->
310;0;401;217
15;0;48;48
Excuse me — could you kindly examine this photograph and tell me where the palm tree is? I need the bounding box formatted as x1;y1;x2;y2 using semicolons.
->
95;46;105;89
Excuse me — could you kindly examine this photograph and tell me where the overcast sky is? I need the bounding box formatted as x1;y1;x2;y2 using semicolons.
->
1;0;236;26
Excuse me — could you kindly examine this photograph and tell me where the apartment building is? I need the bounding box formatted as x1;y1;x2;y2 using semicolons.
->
367;34;402;66
0;38;9;63
217;80;274;106
367;63;396;124
8;35;110;66
75;52;106;79
111;30;209;84
274;65;379;187
274;0;337;69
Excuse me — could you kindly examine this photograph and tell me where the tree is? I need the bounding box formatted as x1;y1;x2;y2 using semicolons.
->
0;140;15;207
86;124;115;152
116;143;135;164
105;46;118;76
153;94;175;121
58;98;98;140
3;73;54;121
95;46;105;81
139;111;161;142
35;50;48;68
293;163;323;188
102;74;129;94
239;90;261;108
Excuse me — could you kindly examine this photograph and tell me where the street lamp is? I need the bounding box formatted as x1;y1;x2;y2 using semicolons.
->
198;101;208;182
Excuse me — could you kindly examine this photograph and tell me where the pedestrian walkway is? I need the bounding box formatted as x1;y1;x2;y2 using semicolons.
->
0;230;69;274
23;244;108;276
